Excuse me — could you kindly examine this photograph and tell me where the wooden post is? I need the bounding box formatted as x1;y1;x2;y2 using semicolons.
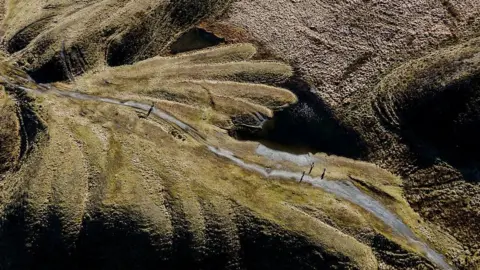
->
146;102;155;118
300;171;306;183
321;168;326;180
308;162;315;174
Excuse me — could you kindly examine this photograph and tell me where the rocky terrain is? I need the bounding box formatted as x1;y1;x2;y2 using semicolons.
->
0;0;479;269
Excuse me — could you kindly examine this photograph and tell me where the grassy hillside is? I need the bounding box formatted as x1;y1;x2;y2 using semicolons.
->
0;0;475;269
0;44;440;268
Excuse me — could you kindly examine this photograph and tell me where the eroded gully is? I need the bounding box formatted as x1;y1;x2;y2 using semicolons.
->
3;76;453;270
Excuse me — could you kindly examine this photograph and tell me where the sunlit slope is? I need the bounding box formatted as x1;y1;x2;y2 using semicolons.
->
0;0;474;268
0;62;373;269
0;46;437;269
1;0;233;81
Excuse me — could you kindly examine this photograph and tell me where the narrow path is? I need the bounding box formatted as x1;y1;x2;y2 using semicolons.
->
2;76;454;270
210;146;453;270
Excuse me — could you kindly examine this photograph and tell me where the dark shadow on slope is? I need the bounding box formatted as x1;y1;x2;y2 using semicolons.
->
0;204;357;270
107;0;231;67
0;203;31;269
72;211;171;270
6;16;55;53
392;75;480;183
231;78;368;159
369;234;434;269
27;55;69;83
235;208;354;270
170;27;225;54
